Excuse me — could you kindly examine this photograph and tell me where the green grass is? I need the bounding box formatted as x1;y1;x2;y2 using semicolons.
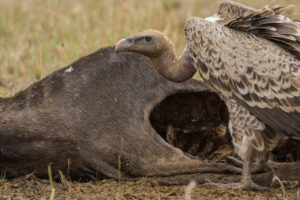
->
0;0;299;96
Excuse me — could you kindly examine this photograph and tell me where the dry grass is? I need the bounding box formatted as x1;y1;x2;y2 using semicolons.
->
0;0;299;96
0;176;299;200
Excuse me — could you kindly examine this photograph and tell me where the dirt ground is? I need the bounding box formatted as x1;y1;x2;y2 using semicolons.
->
0;176;298;200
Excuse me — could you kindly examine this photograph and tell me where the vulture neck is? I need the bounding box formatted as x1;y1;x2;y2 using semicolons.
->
151;45;196;83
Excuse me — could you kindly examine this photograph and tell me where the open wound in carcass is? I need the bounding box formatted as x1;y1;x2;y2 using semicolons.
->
150;91;300;162
150;91;233;160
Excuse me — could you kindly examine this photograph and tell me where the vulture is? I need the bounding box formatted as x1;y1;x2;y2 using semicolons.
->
115;1;300;190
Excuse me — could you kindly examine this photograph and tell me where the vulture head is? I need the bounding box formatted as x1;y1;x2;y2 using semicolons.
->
115;30;174;58
115;30;197;82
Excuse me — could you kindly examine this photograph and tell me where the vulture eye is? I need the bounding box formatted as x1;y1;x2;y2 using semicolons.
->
145;37;152;42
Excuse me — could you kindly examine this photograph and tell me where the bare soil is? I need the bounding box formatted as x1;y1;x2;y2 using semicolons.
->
0;176;298;200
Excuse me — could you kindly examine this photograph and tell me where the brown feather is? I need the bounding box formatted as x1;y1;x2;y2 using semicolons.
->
217;1;256;21
225;6;300;59
234;95;300;138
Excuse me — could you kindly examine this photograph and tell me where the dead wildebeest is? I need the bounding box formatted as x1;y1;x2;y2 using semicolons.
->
0;46;299;187
0;46;238;180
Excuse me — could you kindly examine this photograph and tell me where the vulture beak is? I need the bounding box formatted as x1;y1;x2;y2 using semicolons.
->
115;36;135;53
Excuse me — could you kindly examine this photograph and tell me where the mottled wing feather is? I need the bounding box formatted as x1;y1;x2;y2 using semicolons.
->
185;18;300;138
217;1;256;21
233;95;300;137
226;6;300;59
228;99;281;151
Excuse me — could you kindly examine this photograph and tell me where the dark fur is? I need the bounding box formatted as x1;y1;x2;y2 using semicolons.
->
0;46;233;179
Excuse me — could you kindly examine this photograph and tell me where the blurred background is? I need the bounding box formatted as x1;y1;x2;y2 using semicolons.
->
0;0;299;96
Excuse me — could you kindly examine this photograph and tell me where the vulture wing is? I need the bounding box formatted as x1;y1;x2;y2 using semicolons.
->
185;14;300;138
226;5;300;60
216;1;300;60
217;1;256;21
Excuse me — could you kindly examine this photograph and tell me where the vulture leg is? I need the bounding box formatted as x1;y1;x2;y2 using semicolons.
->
221;99;282;190
204;140;269;190
204;99;277;190
238;142;269;190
